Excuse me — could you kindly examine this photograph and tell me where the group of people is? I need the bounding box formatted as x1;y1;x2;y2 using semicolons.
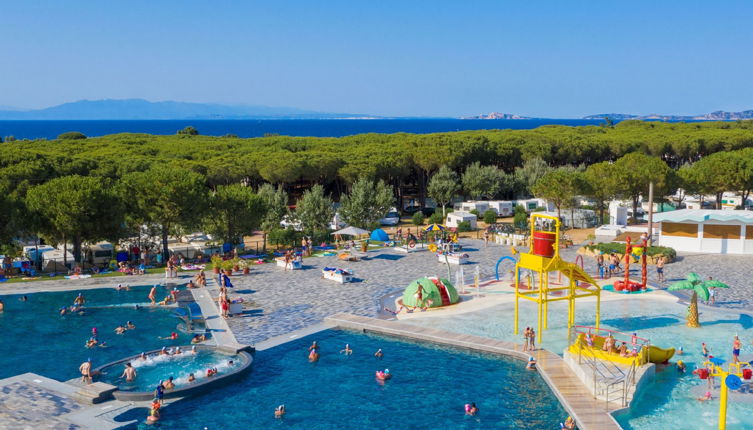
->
281;249;303;270
114;321;136;334
522;327;537;352
300;237;314;257
148;284;178;306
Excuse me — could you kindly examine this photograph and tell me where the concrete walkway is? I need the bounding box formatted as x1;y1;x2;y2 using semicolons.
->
326;313;622;430
190;278;248;353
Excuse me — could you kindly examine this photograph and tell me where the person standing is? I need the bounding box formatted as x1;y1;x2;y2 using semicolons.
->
596;253;605;279
709;286;716;305
656;256;665;283
79;359;93;384
529;328;536;351
733;335;742;363
523;327;530;352
483;229;490;248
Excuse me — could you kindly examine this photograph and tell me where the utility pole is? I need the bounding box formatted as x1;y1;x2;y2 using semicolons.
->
647;182;654;246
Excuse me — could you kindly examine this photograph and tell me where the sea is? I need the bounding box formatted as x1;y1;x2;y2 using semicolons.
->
0;118;607;140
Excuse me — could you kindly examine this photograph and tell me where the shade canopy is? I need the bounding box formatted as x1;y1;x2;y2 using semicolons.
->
424;224;446;232
332;226;370;236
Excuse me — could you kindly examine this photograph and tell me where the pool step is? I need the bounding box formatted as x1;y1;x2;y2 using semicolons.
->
72;382;118;404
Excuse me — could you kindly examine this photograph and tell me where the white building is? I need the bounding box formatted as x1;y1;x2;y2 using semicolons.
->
446;211;478;229
653;209;753;254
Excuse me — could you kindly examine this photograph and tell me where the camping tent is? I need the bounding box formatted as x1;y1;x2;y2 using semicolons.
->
370;228;389;241
401;277;459;308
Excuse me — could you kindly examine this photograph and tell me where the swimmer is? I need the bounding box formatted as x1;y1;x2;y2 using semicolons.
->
308;341;319;352
174;347;183;355
340;344;353;355
163;376;175;390
134;304;141;310
159;347;169;356
115;325;126;334
85;337;98;348
562;416;576;429
697;391;713;402
148;286;157;305
139;352;147;361
526;356;537;370
115;283;123;291
159;332;178;340
59;306;67;316
677;346;684;355
374;349;384;359
308;349;320;363
191;334;206;344
191;345;197;354
98;341;109;348
73;293;84;306
126;321;136;330
465;402;479;416
79;358;92;384
275;404;286;419
20;295;28;302
187;373;196;382
91;327;98;337
228;360;234;366
120;363;137;382
677;360;686;373
0;299;4;312
146;400;161;424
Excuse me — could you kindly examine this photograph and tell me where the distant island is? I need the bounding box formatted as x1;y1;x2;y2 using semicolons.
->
0;99;375;120
583;110;753;121
461;112;532;120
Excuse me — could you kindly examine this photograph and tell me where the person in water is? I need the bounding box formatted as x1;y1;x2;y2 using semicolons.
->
697;391;713;402
340;344;353;355
159;332;178;340
702;342;710;357
73;293;85;306
85;337;98;348
139;352;147;361
187;373;196;382
20;295;28;302
562;416;576;429
154;382;164;404
115;325;126;334
308;348;320;363
465;402;479;416
374;349;384;359
159;347;169;356
677;360;686;373
163;376;175;390
79;358;92;384
0;299;4;312
275;405;286;419
526;356;537;370
121;363;137;382
148;286;157;305
308;341;319;352
126;321;136;330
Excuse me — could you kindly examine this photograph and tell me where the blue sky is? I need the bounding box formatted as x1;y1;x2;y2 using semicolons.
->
2;1;752;117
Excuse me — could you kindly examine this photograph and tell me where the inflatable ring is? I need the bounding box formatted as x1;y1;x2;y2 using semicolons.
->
428;244;438;253
409;240;416;248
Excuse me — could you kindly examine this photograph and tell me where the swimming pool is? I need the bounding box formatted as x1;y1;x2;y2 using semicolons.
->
0;285;188;381
142;329;569;429
404;295;753;430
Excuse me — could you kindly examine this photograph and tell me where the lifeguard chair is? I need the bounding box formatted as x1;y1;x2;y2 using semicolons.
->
513;214;601;343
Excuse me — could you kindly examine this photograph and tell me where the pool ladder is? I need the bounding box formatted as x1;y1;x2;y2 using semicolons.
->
578;345;637;408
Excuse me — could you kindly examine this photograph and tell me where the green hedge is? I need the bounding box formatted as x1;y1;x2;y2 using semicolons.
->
584;242;676;259
457;220;473;232
412;212;425;226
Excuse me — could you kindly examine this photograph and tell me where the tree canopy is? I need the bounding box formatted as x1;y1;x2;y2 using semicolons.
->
338;178;394;229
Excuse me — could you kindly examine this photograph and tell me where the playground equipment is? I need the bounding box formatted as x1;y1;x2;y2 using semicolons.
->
513;214;601;344
697;357;752;430
400;277;459;309
568;326;675;366
613;236;648;292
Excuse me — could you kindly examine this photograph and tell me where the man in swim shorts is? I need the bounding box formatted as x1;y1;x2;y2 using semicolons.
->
79;359;92;384
121;363;137;382
656;256;665;283
733;336;741;363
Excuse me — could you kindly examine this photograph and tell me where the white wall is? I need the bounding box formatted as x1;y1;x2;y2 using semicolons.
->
658;221;753;254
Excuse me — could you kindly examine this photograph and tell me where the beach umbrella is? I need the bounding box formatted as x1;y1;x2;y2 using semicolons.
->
424;224;446;232
331;226;370;236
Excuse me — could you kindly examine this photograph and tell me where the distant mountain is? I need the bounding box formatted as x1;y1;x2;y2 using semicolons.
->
583;110;753;121
461;112;532;120
0;99;374;120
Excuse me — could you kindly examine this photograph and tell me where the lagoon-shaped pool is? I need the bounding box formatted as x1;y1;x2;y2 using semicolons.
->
144;329;569;429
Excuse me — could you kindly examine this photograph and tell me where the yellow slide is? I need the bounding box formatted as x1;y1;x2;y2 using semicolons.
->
647;345;675;364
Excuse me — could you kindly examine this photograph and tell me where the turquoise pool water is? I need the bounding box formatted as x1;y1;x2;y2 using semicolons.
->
140;330;569;429
404;296;753;430
0;285;188;381
100;350;239;392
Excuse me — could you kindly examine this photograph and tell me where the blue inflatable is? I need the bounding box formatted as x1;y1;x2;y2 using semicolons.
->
370;228;390;242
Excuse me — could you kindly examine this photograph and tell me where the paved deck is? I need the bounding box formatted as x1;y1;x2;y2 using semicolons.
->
325;313;621;430
190;278;248;353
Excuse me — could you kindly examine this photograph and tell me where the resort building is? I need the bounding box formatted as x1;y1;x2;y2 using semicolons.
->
653;209;753;254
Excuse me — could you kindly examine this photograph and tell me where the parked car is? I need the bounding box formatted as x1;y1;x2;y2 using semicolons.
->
379;209;401;226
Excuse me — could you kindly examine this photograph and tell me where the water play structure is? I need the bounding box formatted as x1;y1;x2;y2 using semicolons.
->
567;326;675;366
612;236;648;292
513;213;601;343
400;277;459;309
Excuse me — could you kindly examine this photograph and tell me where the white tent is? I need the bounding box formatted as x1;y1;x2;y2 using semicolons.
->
331;226;370;236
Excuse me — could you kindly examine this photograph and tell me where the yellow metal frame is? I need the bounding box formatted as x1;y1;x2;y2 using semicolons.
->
703;359;751;430
513;213;601;343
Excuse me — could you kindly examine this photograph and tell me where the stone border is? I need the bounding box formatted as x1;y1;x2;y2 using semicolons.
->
92;344;254;402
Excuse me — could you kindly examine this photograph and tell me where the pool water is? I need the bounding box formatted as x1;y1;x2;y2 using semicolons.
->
100;351;240;392
144;330;569;429
0;285;188;381
404;296;753;430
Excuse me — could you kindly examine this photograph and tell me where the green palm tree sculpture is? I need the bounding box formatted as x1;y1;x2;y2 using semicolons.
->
668;272;729;327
